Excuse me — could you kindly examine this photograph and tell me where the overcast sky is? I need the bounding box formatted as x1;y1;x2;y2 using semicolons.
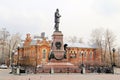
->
0;0;120;46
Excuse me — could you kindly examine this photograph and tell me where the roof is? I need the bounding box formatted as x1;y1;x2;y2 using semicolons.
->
66;42;96;48
20;39;51;48
30;40;37;45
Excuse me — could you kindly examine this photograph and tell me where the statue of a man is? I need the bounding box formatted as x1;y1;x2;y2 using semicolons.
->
54;9;61;31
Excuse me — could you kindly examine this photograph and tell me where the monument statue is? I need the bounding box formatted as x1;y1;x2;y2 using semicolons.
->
54;9;61;31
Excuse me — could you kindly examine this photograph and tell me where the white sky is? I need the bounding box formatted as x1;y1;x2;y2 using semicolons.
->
0;0;120;47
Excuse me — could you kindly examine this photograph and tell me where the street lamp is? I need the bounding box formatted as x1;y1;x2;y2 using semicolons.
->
112;48;116;66
81;51;84;67
112;48;116;74
80;51;85;74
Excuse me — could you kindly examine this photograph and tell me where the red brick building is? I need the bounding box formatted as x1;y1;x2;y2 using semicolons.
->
14;33;101;67
66;43;101;66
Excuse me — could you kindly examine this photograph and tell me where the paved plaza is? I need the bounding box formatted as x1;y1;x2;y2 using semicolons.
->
0;69;120;80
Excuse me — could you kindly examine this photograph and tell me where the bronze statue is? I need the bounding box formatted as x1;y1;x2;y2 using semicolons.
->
54;9;61;31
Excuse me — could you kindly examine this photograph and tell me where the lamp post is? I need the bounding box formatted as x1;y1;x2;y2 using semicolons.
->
112;48;116;66
81;51;84;67
81;51;85;74
112;48;116;74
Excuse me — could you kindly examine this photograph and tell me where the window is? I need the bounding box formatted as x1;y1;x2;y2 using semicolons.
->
80;52;82;57
84;52;86;57
80;51;84;57
74;51;76;53
90;52;92;58
42;49;46;59
70;53;76;58
93;51;96;57
70;50;76;58
31;50;35;57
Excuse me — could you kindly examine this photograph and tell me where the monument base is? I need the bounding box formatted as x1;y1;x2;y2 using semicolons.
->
49;59;67;62
36;62;80;73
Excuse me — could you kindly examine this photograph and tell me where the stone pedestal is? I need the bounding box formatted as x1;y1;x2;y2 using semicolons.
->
43;62;78;73
45;31;78;73
51;31;65;61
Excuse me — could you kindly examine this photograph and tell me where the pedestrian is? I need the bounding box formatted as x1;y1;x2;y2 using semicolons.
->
81;68;83;74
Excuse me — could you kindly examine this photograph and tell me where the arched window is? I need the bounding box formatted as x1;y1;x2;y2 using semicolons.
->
80;51;84;57
90;52;92;58
80;52;82;57
42;49;46;59
84;52;86;57
93;50;96;58
74;51;76;53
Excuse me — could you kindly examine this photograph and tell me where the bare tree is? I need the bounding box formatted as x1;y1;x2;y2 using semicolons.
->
0;28;10;64
105;29;116;66
0;29;21;65
90;28;116;66
90;28;104;64
8;33;21;67
103;37;108;64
